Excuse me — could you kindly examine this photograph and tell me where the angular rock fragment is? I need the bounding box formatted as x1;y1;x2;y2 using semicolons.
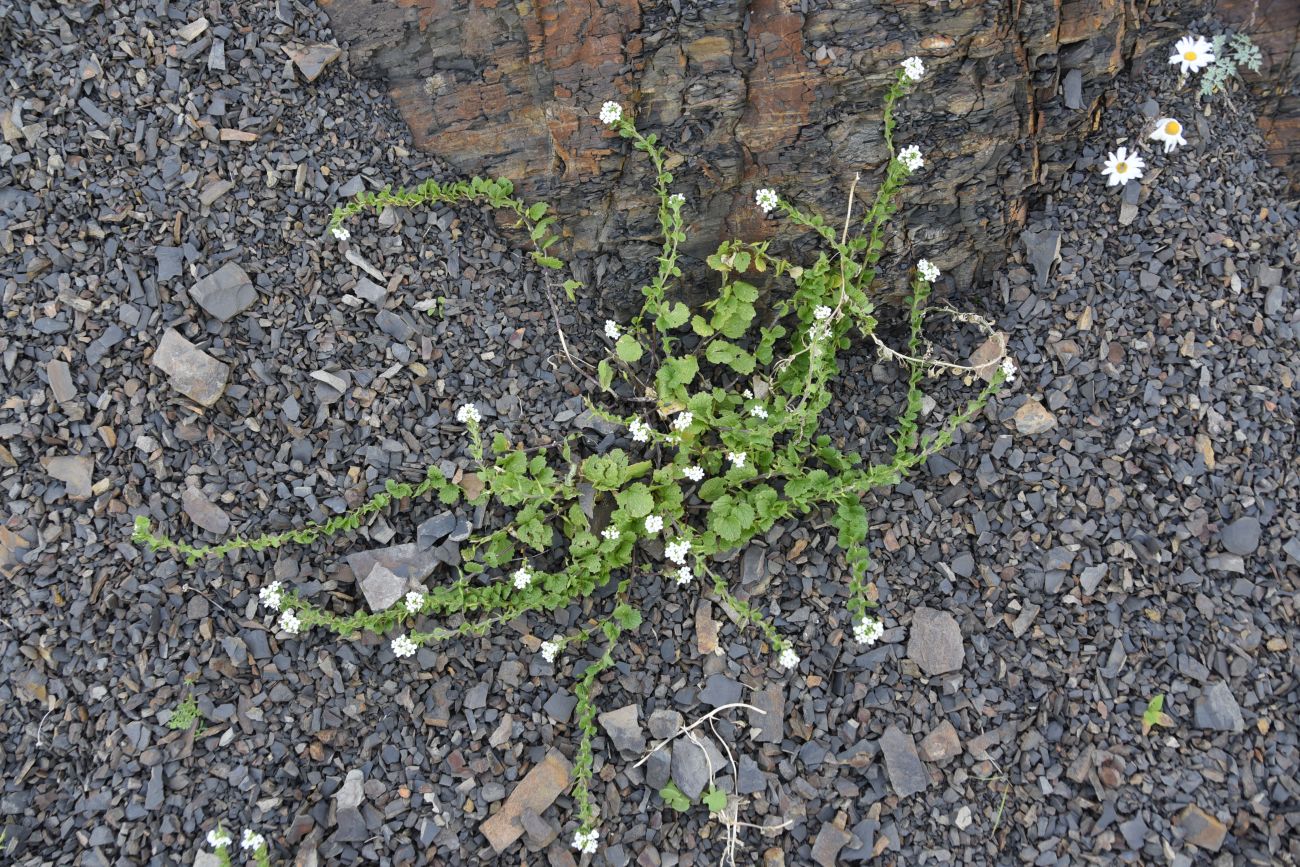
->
189;262;256;322
906;608;964;676
598;704;646;756
286;42;341;82
480;749;572;853
1194;681;1244;733
879;725;929;797
45;455;93;500
182;487;231;536
1174;804;1228;852
152;329;229;406
1014;399;1057;435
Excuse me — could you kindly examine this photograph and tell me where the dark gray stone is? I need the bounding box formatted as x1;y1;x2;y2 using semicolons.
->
189;262;256;322
879;726;928;798
906;608;964;676
1194;681;1244;733
1221;516;1261;556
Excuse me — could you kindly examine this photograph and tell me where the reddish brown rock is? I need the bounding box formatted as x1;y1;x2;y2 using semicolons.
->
480;749;573;853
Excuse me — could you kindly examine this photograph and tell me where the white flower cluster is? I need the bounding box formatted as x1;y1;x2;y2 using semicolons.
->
813;305;833;321
331;226;350;241
902;56;925;81
675;566;694;586
259;581;283;611
573;828;600;854
664;539;691;565
750;405;768;420
728;451;746;468
917;259;940;283
206;828;232;849
644;515;664;534
682;465;704;482
601;526;621;541
898;144;924;172
778;647;800;670
672;411;693;431
513;565;533;590
853;617;885;645
279;610;301;635
455;403;481;424
241;830;265;852
755;188;779;214
599;101;623;125
392;634;418;658
1000;357;1018;383
405;591;424;615
629;419;652;443
540;640;561;663
668;193;685;207
604;319;620;340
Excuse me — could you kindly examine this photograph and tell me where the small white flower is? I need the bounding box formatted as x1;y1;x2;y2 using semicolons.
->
404;591;424;615
813;305;832;321
898;144;924;172
672;411;693;431
808;322;830;343
455;403;481;424
853;617;885;645
599;101;623;125
1000;357;1018;383
750;405;768;419
778;647;800;670
572;828;599;855
644;515;664;534
259;581;283;611
755;188;779;214
601;526;621;541
207;828;232;849
241;830;265;852
331;226;350;241
1149;117;1187;153
668;193;685;207
917;259;941;283
902;56;925;80
675;566;694;586
604;319;621;340
540;640;561;663
682;465;704;482
1101;146;1145;187
278;609;301;635
513;566;533;590
743;389;754;399
728;451;746;468
664;539;691;565
629;419;652;443
391;634;418;658
1170;35;1215;75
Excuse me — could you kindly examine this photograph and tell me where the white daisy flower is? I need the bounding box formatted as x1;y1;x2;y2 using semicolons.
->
668;193;685;207
675;566;694;586
604;319;620;340
664;539;691;565
728;451;746;468
540;640;561;663
391;634;418;658
672;411;693;431
901;56;925;80
278;609;301;635
572;828;599;854
1169;35;1215;75
1149;117;1186;153
682;465;704;482
629;419;652;443
1000;357;1018;383
644;515;664;534
1101;146;1145;186
898;145;924;172
599;101;623;125
331;226;350;241
917;259;940;283
778;647;800;670
853;617;885;645
750;405;768;419
241;830;265;851
601;526;621;541
513;566;532;590
259;581;283;611
755;188;779;214
455;403;481;424
813;305;833;321
207;828;232;849
404;591;424;615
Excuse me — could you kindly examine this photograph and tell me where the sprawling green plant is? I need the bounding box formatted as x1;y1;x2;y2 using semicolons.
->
1199;32;1263;100
135;55;1011;857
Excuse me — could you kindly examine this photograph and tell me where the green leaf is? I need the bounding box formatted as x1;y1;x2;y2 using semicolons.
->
526;201;547;220
708;495;754;543
660;301;690;330
691;315;715;337
613;603;643;631
731;280;759;303
615;334;644;363
659;782;691;812
532;253;564;269
701;787;728;813
615;483;655;518
598;359;614;390
698;477;727;502
655;356;698;404
704;340;755;375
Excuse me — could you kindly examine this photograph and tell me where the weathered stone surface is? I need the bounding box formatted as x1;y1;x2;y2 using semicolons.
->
918;720;961;764
345;543;439;589
811;822;855;867
189;262;256;322
1194;681;1244;733
181;487;231;536
44;455;93;500
1221;516;1261;556
906;607;964;676
46;359;76;404
1014;399;1058;435
285;42;342;82
1173;804;1229;852
152;329;229;406
598;704;646;756
671;733;723;800
480;749;572;853
358;564;407;612
879;725;928;797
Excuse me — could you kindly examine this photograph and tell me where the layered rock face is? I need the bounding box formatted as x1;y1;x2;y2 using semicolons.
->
319;0;1296;298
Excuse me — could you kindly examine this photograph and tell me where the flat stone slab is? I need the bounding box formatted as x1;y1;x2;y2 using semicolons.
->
1194;681;1244;733
880;725;929;797
153;329;229;406
285;42;341;82
344;543;439;606
181;487;231;536
480;749;572;853
189;262;256;322
45;455;93;500
358;564;406;612
1014;398;1057;435
906;607;965;676
1174;803;1228;851
598;704;646;756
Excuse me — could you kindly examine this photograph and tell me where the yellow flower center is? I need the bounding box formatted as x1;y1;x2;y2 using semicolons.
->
1184;51;1197;61
1116;161;1128;173
1165;120;1181;135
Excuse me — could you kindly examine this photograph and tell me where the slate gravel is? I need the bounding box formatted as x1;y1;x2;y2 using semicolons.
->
2;2;1297;866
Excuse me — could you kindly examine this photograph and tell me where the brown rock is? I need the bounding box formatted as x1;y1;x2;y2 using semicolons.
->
44;455;93;500
918;720;961;764
182;487;231;536
762;848;785;867
695;599;720;654
1013;399;1057;435
152;329;229;406
811;822;854;867
1174;804;1228;852
285;42;342;82
480;749;572;853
